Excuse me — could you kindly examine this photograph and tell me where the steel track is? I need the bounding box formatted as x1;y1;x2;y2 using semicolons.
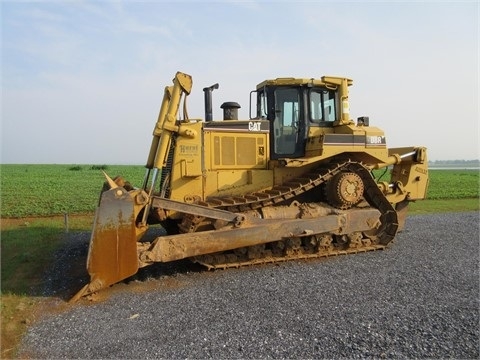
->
177;160;398;268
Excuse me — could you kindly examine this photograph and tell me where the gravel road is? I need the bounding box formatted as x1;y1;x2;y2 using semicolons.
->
20;212;479;359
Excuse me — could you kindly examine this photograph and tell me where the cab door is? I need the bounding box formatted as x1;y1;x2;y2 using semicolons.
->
270;87;305;159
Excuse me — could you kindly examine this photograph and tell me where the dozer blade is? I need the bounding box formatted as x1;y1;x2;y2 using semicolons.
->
71;187;138;302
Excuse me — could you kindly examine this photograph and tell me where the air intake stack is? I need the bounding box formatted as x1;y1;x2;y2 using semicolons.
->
221;102;241;120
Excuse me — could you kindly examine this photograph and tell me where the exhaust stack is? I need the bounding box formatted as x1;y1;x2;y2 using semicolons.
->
203;83;219;122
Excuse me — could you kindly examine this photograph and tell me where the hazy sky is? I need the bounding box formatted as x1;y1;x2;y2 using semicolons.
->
1;1;478;164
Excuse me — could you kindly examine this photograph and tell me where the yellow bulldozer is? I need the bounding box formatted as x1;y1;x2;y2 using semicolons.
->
72;71;429;301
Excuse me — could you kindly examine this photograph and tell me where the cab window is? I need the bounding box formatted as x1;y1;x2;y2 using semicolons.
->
309;88;337;124
256;89;268;119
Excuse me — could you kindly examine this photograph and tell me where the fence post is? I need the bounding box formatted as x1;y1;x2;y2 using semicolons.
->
64;212;69;233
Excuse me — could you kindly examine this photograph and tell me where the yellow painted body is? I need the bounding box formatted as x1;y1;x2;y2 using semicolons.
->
148;73;428;213
164;122;427;214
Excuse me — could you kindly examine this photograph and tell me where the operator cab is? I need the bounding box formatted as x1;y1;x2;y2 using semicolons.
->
252;78;341;159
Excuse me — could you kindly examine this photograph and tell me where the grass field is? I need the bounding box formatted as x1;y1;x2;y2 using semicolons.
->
0;164;479;358
0;164;146;217
1;164;479;218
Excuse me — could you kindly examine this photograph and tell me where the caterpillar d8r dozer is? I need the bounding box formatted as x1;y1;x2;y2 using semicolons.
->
71;71;429;301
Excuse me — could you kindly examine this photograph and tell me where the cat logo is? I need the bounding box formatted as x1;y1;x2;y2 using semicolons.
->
248;121;262;131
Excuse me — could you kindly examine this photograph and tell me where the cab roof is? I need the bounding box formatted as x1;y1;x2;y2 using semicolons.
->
255;76;353;90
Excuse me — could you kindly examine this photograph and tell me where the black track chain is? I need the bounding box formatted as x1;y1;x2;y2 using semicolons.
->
194;243;386;271
343;162;398;245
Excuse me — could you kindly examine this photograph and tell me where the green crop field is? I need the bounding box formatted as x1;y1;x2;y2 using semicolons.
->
1;164;145;217
424;169;479;199
1;164;479;218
